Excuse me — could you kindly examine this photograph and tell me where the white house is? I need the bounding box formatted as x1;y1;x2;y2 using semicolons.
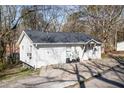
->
17;30;102;68
117;41;124;51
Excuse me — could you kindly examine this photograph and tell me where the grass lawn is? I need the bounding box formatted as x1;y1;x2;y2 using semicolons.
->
113;56;124;62
117;56;124;60
101;53;110;59
0;62;6;71
0;63;38;81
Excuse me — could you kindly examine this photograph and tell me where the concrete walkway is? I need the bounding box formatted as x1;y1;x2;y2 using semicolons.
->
0;58;120;88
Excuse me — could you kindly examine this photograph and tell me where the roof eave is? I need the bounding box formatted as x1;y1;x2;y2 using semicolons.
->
33;42;87;45
16;30;25;45
16;30;33;46
33;39;101;45
86;39;102;44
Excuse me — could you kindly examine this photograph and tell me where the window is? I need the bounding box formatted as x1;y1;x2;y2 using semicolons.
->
29;53;32;59
27;45;32;59
27;53;32;59
88;44;94;50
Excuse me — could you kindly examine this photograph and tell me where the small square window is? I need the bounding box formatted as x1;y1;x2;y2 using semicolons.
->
29;56;32;59
27;53;32;59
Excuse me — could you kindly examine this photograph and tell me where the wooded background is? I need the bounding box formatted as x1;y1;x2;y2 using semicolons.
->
0;5;124;67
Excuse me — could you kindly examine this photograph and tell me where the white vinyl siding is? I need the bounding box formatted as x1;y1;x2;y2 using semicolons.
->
117;42;124;51
19;35;101;68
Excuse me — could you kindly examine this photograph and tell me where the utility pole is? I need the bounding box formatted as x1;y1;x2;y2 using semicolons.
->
115;28;117;51
0;6;1;32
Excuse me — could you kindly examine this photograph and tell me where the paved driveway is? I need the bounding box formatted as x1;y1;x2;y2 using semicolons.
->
69;65;124;88
85;65;124;88
0;58;122;88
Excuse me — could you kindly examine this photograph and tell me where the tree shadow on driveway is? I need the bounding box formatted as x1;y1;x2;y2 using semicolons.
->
92;59;124;88
57;60;124;88
75;64;85;88
94;72;124;88
23;58;124;88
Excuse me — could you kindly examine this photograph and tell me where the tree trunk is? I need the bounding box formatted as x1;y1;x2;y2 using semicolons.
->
0;6;1;32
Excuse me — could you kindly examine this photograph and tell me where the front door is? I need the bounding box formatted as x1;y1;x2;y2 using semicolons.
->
88;43;98;60
87;44;94;59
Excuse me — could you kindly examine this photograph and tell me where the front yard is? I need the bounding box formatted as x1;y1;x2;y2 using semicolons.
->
0;57;122;88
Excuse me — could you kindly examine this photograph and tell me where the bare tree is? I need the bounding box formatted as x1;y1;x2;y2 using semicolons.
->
0;6;19;64
84;5;124;52
62;5;124;52
0;6;1;32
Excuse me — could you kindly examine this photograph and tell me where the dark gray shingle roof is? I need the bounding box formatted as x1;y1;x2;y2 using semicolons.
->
25;30;100;43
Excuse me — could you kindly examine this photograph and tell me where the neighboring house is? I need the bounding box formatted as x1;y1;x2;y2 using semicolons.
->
5;44;19;61
117;41;124;51
16;30;102;68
